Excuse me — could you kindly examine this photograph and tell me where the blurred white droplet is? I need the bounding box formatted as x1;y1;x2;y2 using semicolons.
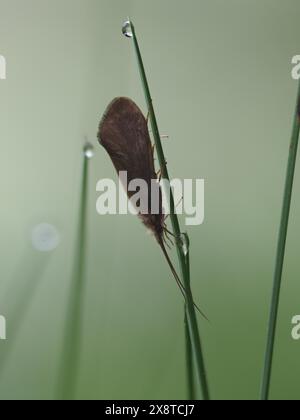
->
31;223;60;252
84;143;94;159
181;233;190;257
122;20;133;38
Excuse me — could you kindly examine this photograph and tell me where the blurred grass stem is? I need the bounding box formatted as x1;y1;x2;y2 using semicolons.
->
58;148;90;400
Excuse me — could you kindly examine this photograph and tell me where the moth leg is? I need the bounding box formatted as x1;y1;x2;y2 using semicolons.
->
169;196;183;211
163;235;172;250
151;143;155;158
175;196;183;209
162;196;183;221
156;161;168;179
156;168;162;182
149;129;169;140
164;228;175;247
164;227;177;240
164;226;186;248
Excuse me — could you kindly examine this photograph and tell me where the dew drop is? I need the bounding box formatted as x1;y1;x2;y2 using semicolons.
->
31;223;60;252
181;233;190;257
84;143;94;159
122;20;133;38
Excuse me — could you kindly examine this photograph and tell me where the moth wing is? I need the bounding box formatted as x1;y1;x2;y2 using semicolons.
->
98;97;156;189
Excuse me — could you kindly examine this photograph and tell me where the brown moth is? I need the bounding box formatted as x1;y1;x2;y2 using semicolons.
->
98;97;188;299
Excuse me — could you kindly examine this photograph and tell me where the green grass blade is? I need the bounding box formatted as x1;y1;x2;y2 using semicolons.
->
185;309;196;400
260;82;300;400
126;20;210;400
183;238;196;400
57;145;92;400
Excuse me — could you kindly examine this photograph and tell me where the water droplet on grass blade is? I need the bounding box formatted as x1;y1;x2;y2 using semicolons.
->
84;143;94;159
181;233;190;257
31;223;60;252
122;20;133;38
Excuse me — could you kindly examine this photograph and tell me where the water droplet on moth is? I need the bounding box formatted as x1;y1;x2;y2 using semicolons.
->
181;233;190;257
84;143;94;159
31;223;60;252
122;20;133;38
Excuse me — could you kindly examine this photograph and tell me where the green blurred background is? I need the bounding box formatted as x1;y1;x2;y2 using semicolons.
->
0;0;300;400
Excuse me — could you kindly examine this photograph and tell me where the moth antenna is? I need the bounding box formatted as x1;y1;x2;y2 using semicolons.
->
158;238;208;321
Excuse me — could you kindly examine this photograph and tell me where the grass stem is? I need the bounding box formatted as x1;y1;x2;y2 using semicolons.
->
58;146;91;400
127;20;210;400
260;82;300;400
185;310;196;400
184;238;196;400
